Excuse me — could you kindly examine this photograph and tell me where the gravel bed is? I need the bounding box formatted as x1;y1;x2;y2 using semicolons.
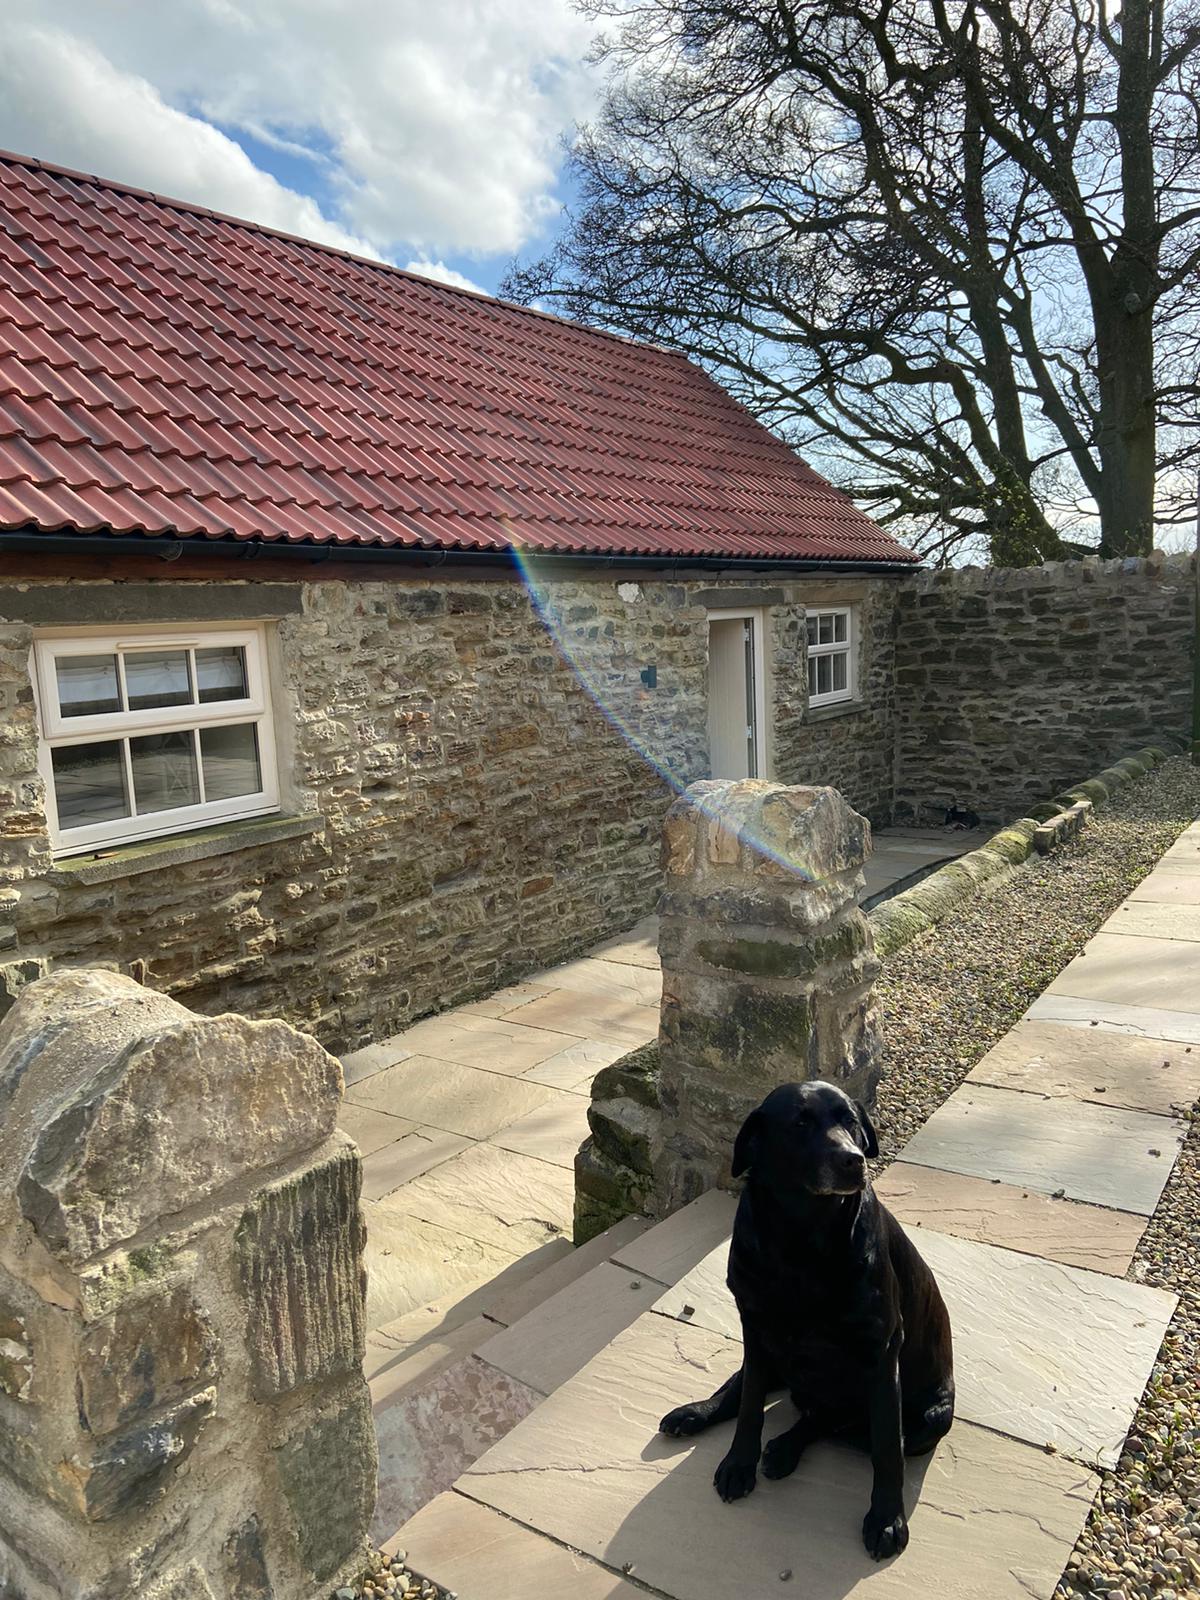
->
333;757;1200;1600
868;755;1200;1600
333;1548;453;1600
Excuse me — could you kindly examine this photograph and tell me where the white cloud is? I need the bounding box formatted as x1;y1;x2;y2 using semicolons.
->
0;2;597;264
402;259;488;295
0;25;380;258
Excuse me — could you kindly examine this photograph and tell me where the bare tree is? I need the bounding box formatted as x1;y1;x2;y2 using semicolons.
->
507;1;1200;563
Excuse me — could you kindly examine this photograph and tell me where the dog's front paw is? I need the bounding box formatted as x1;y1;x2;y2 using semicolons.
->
862;1502;909;1560
762;1428;805;1479
659;1403;711;1437
714;1451;757;1502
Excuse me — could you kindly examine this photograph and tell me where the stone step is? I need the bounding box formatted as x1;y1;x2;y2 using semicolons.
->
369;1212;654;1543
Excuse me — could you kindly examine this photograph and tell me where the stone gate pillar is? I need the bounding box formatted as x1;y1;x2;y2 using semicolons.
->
654;779;881;1212
0;969;376;1600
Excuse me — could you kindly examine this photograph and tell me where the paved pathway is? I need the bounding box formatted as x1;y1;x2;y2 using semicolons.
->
387;820;1200;1600
341;825;983;1334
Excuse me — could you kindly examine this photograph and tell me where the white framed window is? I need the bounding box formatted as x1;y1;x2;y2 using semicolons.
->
805;606;856;707
33;624;279;857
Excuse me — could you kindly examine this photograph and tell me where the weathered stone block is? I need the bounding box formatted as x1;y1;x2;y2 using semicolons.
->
0;1300;31;1400
70;1387;215;1522
236;1139;366;1400
77;1282;217;1437
223;1516;273;1600
8;971;341;1266
274;1391;375;1584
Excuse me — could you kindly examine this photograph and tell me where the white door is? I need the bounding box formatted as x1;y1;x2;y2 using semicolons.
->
708;612;763;779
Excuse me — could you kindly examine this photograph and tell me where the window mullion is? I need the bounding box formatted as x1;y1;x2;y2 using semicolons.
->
120;737;137;817
114;649;130;714
193;726;207;805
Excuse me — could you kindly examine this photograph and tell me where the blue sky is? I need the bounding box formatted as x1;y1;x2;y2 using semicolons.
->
0;2;600;297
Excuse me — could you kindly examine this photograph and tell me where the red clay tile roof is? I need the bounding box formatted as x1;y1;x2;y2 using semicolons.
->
0;151;916;565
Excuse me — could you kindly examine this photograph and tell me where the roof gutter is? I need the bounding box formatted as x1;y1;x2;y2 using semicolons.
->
0;529;921;578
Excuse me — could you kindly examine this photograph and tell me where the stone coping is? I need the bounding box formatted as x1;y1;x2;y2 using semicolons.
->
869;745;1172;957
45;812;324;885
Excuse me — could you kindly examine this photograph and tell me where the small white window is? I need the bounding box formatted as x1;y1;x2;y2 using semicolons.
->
805;606;855;707
33;625;279;857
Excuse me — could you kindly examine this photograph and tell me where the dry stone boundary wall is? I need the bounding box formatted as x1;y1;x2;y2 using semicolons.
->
893;553;1194;823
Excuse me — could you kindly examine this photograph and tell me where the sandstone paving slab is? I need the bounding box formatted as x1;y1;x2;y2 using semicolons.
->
489;1095;592;1169
505;988;660;1048
587;915;661;970
361;1127;474;1201
874;1163;1146;1277
341;1037;413;1086
367;1311;499;1400
899;1083;1185;1214
459;981;555;1018
1025;992;1200;1044
653;1227;1176;1468
1126;870;1200;905
1159;825;1200;865
345;1055;569;1140
375;1141;575;1257
654;1244;738;1340
368;1238;578;1350
524;955;662;1006
338;1101;419;1157
383;1010;583;1075
612;1187;738;1288
913;1229;1176;1468
477;1261;662;1397
1106;899;1200;943
362;1205;526;1330
459;1312;1100;1600
1047;932;1200;1015
480;1214;650;1329
373;1351;542;1544
966;1020;1200;1117
521;1036;630;1092
390;1491;646;1599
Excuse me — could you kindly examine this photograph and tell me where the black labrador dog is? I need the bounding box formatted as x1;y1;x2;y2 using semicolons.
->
660;1080;954;1560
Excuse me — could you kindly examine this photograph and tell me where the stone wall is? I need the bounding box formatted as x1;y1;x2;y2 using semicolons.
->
0;569;898;1055
893;554;1195;822
0;967;374;1600
770;576;899;814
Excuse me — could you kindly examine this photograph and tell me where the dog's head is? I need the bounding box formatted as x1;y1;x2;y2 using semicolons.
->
731;1080;879;1198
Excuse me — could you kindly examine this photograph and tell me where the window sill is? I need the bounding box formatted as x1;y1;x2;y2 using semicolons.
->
46;813;324;886
805;698;866;724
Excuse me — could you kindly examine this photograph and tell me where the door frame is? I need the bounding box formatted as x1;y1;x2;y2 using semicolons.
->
706;607;769;779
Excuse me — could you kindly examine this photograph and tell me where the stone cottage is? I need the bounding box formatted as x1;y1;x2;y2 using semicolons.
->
0;151;923;1051
0;152;1192;1054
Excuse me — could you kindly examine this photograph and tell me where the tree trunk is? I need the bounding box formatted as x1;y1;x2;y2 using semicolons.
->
1095;0;1159;558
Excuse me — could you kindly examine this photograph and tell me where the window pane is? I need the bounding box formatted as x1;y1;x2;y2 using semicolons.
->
818;614;835;645
124;649;193;712
56;654;122;718
805;617;819;646
817;654;832;694
807;657;817;696
129;730;200;813
200;723;261;800
52;740;130;827
196;645;248;704
832;652;848;691
833;612;848;643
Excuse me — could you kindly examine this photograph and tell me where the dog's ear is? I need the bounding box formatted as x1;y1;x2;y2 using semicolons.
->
731;1107;764;1178
853;1100;880;1159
